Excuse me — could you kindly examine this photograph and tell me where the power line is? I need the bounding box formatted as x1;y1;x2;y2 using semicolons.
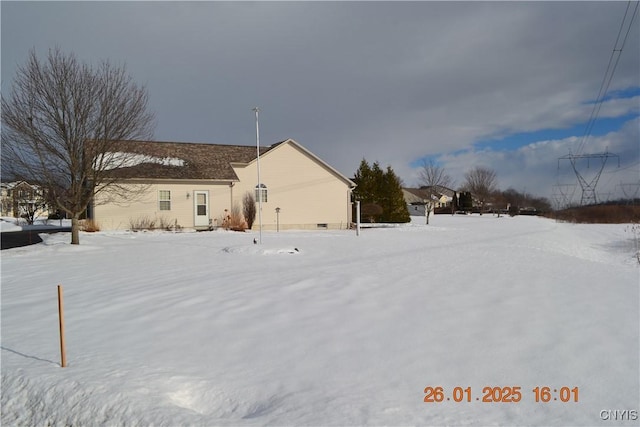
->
575;1;639;155
556;2;638;205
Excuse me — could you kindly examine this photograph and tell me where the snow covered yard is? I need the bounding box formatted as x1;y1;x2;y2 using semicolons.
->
1;215;638;426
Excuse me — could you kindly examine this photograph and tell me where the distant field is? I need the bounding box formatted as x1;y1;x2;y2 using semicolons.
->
547;204;640;223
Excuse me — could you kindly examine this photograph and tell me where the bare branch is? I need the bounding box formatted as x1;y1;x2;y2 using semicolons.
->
418;160;453;190
417;160;453;224
463;166;498;214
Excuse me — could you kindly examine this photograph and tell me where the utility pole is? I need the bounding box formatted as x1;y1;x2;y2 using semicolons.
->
253;107;262;244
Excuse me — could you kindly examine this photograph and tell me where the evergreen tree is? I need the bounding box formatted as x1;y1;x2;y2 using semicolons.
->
352;159;410;223
459;191;473;212
451;191;458;215
353;159;374;202
380;166;410;223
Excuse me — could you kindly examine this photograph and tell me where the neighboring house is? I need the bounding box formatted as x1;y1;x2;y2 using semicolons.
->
403;186;456;216
0;181;49;219
91;138;356;231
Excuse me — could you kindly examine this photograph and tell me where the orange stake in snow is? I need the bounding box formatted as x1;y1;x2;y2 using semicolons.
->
57;285;67;368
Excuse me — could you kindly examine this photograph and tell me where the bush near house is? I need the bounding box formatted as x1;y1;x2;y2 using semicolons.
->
242;192;256;229
220;204;248;231
128;216;181;231
80;219;101;232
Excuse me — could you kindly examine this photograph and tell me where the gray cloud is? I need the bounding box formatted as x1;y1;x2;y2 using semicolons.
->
437;116;640;204
2;1;638;199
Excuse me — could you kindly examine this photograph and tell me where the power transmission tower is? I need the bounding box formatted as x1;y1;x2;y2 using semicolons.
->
558;151;620;205
619;181;640;203
551;183;577;210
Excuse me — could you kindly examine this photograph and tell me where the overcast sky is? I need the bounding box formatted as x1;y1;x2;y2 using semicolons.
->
2;1;639;203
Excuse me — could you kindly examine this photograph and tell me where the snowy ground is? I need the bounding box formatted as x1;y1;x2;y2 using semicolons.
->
1;215;638;426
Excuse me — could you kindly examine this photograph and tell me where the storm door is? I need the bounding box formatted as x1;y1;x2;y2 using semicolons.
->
194;191;210;227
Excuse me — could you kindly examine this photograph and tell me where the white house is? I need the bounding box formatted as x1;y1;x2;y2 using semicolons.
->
91;138;356;231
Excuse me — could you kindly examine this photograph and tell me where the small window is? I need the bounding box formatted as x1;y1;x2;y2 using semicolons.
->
159;190;171;211
255;184;268;203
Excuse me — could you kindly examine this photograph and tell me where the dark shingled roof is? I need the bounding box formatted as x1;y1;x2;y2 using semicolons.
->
404;186;456;202
103;140;274;181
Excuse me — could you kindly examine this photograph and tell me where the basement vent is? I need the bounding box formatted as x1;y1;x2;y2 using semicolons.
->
317;223;328;229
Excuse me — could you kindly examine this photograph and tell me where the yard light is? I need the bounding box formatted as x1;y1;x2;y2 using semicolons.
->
275;207;281;232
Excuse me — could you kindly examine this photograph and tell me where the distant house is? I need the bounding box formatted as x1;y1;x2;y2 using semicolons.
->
403;186;456;216
0;181;48;219
91;138;356;231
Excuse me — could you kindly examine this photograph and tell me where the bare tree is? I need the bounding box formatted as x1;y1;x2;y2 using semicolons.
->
463;166;498;215
418;160;453;224
1;48;155;244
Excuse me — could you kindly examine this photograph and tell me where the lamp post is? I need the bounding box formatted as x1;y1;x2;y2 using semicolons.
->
275;207;281;232
252;107;262;244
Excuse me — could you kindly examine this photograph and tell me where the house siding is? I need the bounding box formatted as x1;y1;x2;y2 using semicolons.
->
93;180;233;230
92;140;354;231
231;142;352;230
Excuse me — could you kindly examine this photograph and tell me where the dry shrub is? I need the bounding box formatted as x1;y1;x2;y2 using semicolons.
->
80;219;100;232
127;216;182;231
156;216;181;231
549;205;640;224
220;204;247;231
129;216;156;231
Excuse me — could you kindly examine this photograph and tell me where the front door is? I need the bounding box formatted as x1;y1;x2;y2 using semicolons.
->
194;190;210;227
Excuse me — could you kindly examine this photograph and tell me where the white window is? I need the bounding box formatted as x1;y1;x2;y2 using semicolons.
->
255;184;268;203
159;190;171;211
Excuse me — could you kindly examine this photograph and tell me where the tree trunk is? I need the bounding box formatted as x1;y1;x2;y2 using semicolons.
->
71;215;80;245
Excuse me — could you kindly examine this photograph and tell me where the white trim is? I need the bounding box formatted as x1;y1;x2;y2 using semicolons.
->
244;139;356;188
193;190;210;227
158;189;171;211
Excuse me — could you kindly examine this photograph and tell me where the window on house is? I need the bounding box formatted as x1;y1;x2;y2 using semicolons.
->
159;190;171;211
255;184;268;203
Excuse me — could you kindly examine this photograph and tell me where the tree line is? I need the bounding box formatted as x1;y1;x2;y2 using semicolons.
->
353;158;552;224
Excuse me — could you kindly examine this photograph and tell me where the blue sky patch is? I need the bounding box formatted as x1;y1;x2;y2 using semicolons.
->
586;86;640;104
410;111;639;169
472;113;639;152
